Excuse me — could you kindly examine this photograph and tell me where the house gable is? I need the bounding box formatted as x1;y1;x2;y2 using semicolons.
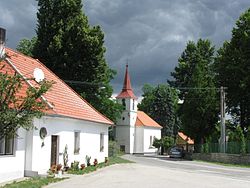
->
2;48;113;125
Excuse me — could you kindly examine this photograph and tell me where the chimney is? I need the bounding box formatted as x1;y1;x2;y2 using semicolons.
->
0;27;6;59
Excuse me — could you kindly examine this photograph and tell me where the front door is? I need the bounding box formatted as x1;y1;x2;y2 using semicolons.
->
51;135;58;166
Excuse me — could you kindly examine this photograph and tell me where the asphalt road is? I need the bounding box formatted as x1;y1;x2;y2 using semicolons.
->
46;155;250;188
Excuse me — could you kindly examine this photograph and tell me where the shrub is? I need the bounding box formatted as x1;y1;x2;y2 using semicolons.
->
108;141;120;157
71;161;79;171
228;125;246;154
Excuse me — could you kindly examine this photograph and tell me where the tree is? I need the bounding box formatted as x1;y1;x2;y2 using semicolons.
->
215;8;250;133
16;37;37;57
17;0;122;122
138;84;179;137
153;136;175;152
169;39;218;151
0;62;53;139
228;125;246;154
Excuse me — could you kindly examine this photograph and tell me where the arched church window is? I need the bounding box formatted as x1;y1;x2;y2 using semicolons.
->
132;99;135;110
122;99;126;110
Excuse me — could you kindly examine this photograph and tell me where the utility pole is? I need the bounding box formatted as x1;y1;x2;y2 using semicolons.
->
220;86;226;153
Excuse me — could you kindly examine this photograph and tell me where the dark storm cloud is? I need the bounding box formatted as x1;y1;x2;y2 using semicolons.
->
1;0;250;96
85;0;250;95
0;0;37;48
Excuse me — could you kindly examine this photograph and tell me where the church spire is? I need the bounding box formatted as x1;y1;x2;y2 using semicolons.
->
116;64;137;99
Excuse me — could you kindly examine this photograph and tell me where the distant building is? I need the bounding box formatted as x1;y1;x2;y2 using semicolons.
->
176;132;194;152
115;65;162;154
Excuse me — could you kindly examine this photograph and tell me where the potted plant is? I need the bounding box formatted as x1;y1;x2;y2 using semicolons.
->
63;145;69;171
56;164;63;178
93;159;98;166
80;164;86;170
71;161;80;171
105;157;109;164
85;155;91;167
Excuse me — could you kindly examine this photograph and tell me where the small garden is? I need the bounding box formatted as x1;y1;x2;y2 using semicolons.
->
67;155;132;175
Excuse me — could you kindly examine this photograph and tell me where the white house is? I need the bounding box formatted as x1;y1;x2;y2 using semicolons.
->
115;65;162;154
0;47;113;183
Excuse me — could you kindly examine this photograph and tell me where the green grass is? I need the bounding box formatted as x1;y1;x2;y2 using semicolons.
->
0;177;66;188
195;160;250;168
68;156;133;175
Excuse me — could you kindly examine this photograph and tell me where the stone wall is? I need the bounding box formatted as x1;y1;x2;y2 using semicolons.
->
192;153;250;165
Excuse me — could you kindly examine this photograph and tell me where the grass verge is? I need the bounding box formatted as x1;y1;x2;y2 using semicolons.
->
195;160;250;168
68;156;133;175
0;177;66;188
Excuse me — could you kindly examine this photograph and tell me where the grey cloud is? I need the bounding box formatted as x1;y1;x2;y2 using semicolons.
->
1;0;250;97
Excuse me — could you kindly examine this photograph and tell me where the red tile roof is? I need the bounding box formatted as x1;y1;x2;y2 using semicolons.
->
135;111;162;128
116;65;137;99
178;132;194;144
1;48;113;125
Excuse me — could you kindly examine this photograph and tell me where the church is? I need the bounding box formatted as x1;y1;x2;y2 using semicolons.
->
115;65;162;154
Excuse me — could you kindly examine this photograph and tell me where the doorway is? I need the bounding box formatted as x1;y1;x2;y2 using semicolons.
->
51;135;59;166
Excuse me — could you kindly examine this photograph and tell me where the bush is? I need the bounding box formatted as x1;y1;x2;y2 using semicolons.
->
71;161;79;171
152;136;174;154
162;136;175;151
108;141;121;157
228;125;246;154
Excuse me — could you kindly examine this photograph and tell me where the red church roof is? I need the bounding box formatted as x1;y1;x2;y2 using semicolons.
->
1;48;113;125
135;111;162;128
116;65;137;99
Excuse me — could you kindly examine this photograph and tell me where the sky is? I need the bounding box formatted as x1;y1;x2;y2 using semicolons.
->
0;0;250;97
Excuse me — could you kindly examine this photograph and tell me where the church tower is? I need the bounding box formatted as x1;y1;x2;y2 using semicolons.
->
116;65;137;154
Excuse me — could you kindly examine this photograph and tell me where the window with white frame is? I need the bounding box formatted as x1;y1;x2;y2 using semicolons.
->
0;136;14;155
74;131;80;154
100;133;104;152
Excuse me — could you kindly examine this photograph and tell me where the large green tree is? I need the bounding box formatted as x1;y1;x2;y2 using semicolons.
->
16;37;37;57
17;0;122;122
0;61;53;139
138;84;179;137
169;39;218;151
215;8;250;132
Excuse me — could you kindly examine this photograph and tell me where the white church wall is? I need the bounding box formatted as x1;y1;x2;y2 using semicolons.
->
143;127;161;153
115;125;131;153
134;126;144;153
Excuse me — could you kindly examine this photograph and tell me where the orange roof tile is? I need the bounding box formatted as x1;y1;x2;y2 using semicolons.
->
116;65;137;99
135;111;162;128
2;48;113;125
178;132;194;144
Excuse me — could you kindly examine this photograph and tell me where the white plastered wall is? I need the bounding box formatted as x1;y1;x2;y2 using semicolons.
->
115;125;131;153
25;116;109;175
134;126;144;153
0;129;26;183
